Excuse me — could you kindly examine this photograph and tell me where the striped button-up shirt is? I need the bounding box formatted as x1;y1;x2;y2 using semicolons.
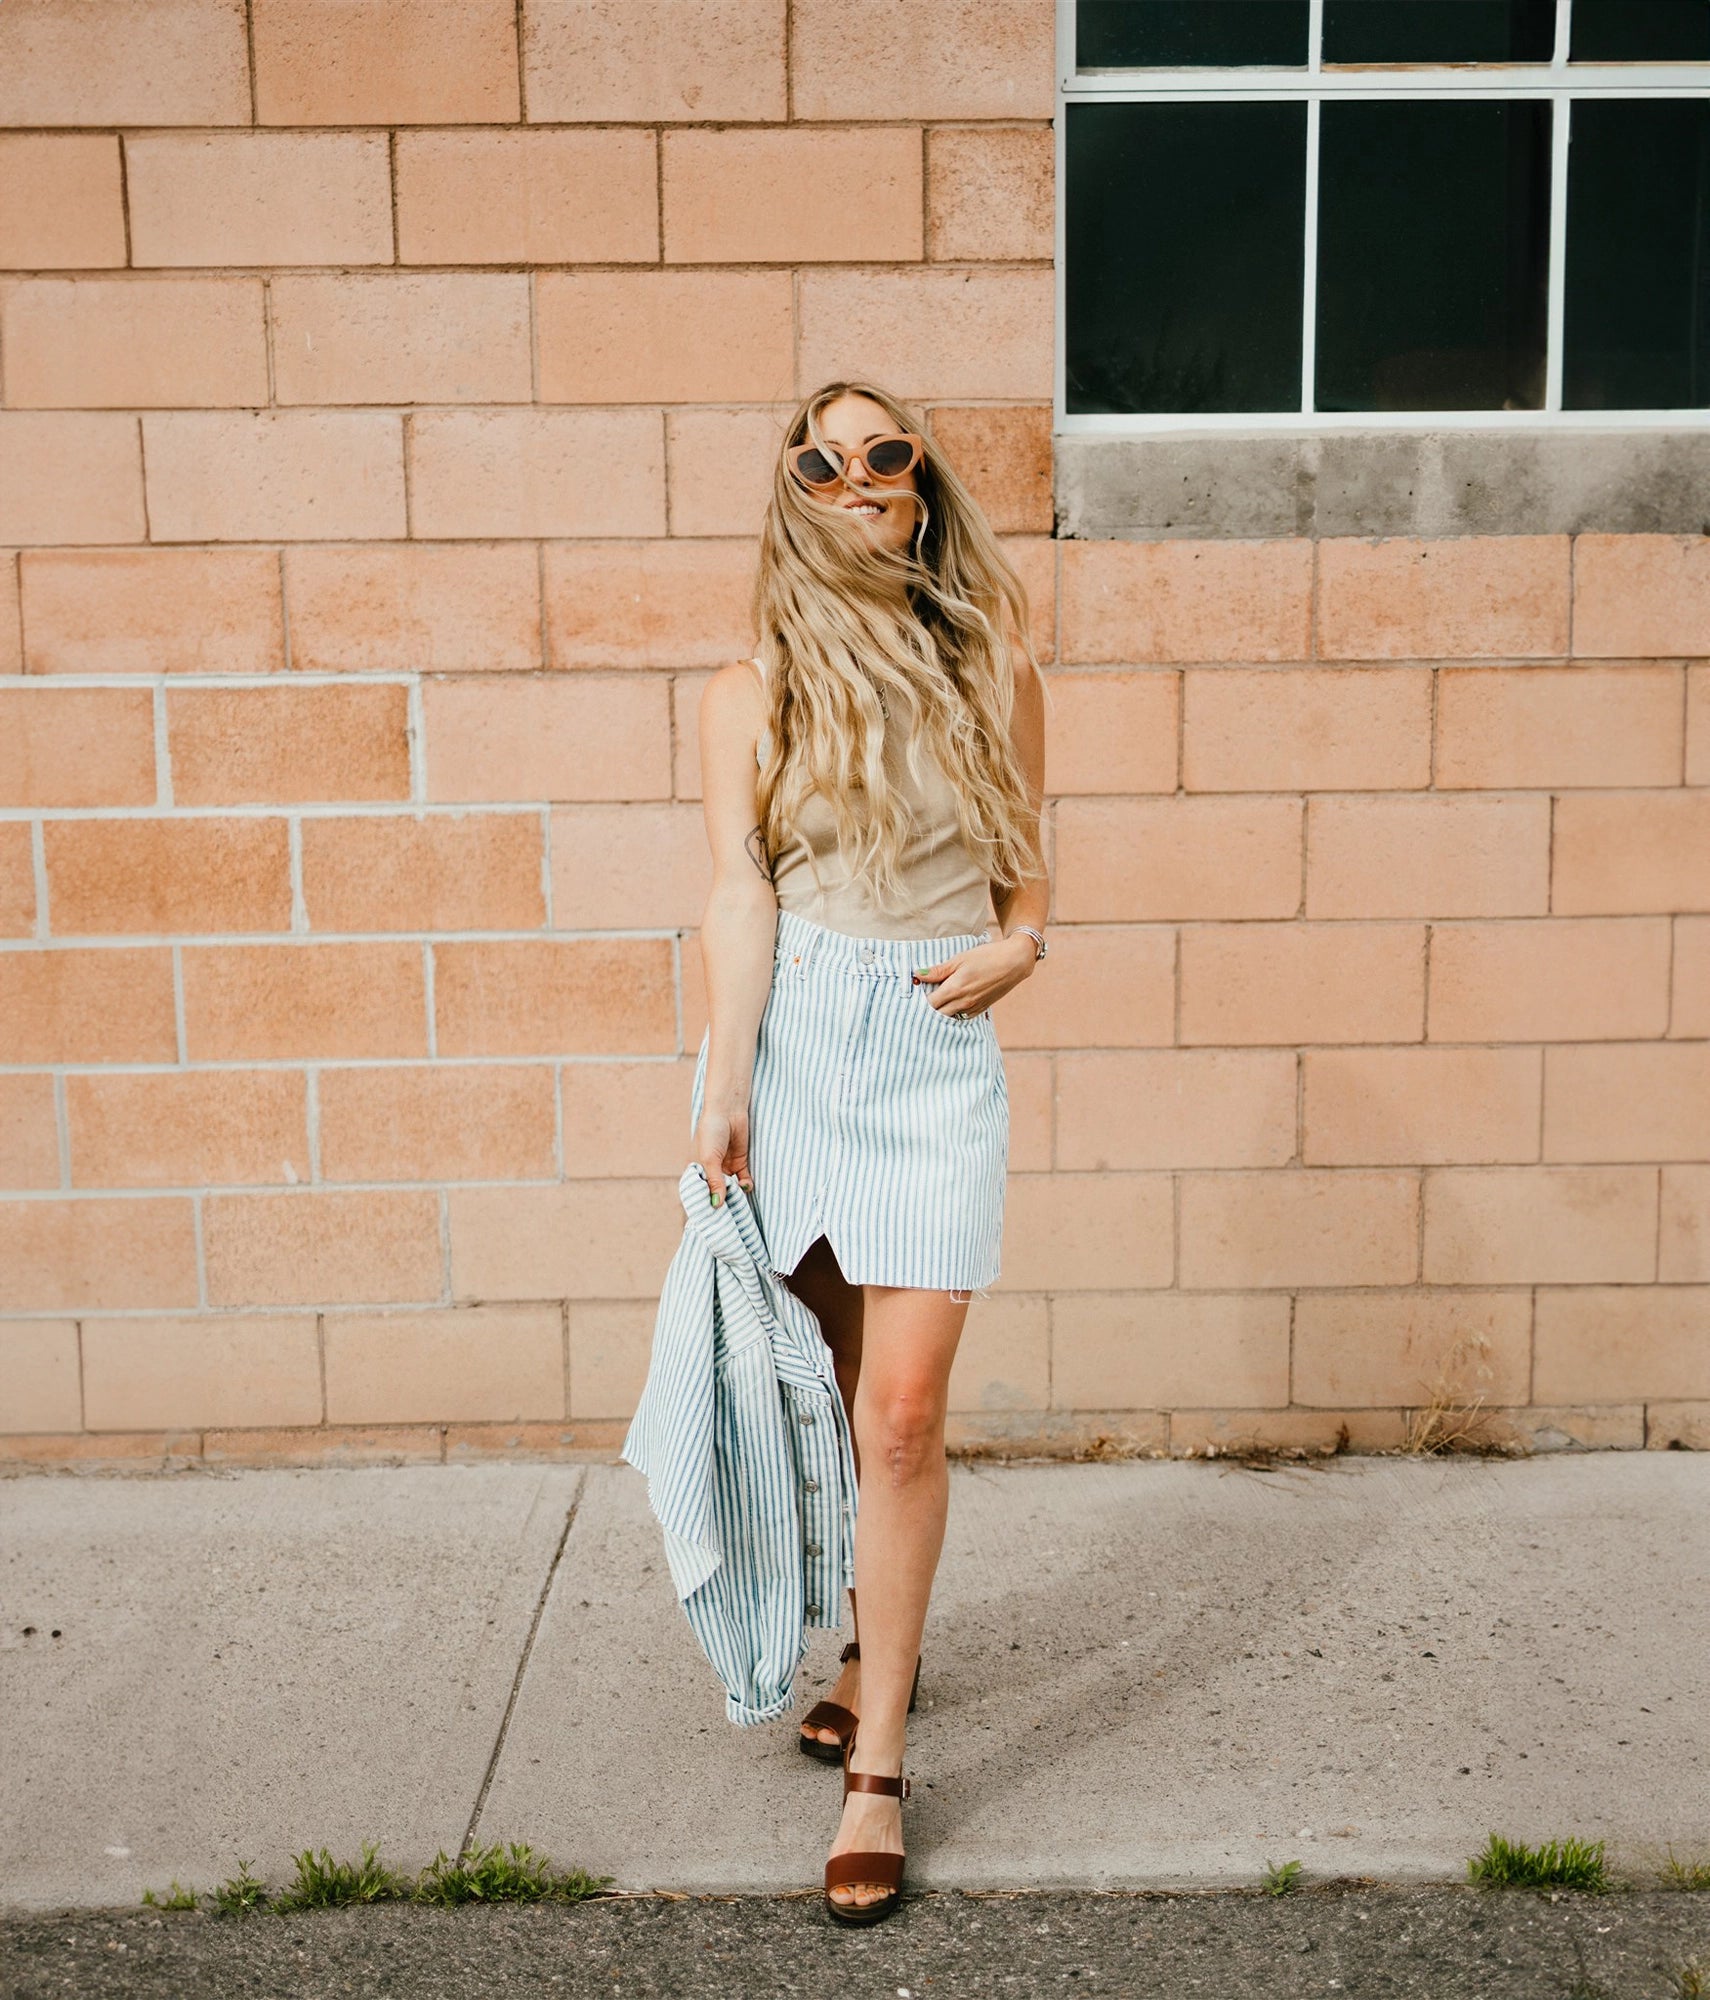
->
622;1162;858;1726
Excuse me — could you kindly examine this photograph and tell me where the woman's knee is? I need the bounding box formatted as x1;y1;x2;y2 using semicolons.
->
856;1380;947;1486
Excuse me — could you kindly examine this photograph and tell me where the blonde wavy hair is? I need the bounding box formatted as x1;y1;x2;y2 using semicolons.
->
752;379;1047;919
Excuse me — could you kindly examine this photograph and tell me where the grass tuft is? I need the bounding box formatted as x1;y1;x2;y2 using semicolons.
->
1261;1858;1302;1896
1672;1958;1709;1999
273;1841;409;1912
212;1862;269;1917
413;1841;610;1907
1468;1832;1611;1892
1663;1847;1710;1892
148;1840;612;1917
141;1882;197;1911
1403;1330;1506;1455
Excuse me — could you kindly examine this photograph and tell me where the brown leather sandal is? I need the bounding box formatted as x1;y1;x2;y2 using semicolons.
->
823;1737;910;1927
798;1642;922;1765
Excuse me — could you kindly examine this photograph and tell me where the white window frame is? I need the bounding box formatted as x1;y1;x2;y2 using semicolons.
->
1055;0;1710;433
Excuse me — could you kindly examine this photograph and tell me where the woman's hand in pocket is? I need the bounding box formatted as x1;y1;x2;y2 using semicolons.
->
692;1107;753;1207
912;932;1039;1018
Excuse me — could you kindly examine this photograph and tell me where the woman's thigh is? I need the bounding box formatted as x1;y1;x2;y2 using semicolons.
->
851;1284;972;1444
783;1233;864;1395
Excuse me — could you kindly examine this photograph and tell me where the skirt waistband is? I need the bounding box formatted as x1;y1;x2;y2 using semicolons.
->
774;906;990;993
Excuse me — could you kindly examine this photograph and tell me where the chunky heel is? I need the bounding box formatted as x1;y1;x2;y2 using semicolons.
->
823;1733;909;1927
798;1643;922;1764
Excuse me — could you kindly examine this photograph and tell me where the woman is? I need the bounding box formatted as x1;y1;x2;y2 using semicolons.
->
692;379;1050;1924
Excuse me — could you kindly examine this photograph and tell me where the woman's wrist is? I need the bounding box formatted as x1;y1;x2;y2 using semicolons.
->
703;1070;752;1113
1000;927;1043;972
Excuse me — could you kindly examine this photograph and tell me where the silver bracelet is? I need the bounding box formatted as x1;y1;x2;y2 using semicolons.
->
1012;924;1048;963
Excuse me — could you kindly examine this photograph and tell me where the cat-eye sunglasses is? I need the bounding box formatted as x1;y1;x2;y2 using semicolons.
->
787;432;925;492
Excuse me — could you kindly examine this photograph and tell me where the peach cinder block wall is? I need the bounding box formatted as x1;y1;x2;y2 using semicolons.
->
1;0;1705;1468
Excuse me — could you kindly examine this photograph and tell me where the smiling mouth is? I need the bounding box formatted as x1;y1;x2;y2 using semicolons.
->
845;500;885;518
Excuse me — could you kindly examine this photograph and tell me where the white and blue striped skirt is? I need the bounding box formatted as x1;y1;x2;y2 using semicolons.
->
691;907;1009;1292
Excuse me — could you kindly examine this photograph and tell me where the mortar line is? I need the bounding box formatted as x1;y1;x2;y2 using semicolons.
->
137;415;153;542
276;548;293;669
29;819;49;939
1653;1164;1664;1282
117;134;135;267
460;1480;583;1860
388;129;400;266
263;276;277;406
407;676;426;802
287;813;307;931
560;1298;572;1421
243;0;259;124
7;552;23;669
152;682;172;806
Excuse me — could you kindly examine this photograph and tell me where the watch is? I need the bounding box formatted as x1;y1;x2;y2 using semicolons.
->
1013;924;1048;963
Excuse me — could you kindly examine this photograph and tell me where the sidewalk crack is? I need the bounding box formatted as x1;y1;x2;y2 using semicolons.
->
458;1473;582;1861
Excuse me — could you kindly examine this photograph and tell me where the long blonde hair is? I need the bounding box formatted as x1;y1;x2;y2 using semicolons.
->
752;380;1045;917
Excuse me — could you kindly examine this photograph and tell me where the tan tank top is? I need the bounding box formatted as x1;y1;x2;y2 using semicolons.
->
749;656;993;942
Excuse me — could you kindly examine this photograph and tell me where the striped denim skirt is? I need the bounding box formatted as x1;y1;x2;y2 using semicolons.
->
690;906;1009;1292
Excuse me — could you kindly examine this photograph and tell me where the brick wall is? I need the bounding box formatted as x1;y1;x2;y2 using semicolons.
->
1;0;1705;1467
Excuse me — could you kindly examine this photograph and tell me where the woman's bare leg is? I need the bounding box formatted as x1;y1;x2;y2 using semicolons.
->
826;1282;970;1911
782;1235;865;1745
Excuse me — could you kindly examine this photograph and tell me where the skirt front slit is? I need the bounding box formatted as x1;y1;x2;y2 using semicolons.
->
690;907;1009;1291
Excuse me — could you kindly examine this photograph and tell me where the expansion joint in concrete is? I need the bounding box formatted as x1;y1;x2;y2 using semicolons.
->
458;1471;584;1863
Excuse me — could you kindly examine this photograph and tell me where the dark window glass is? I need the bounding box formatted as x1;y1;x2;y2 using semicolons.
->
1570;0;1710;60
1322;2;1556;64
1315;99;1551;410
1565;99;1710;407
1077;0;1308;68
1066;101;1306;413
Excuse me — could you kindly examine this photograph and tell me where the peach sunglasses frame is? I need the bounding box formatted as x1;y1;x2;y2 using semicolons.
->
785;431;927;492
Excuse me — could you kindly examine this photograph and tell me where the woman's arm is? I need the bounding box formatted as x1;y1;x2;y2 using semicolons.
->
918;646;1051;1015
988;645;1051;952
692;660;778;1203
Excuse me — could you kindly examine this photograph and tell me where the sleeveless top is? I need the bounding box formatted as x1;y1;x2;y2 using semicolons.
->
748;656;993;942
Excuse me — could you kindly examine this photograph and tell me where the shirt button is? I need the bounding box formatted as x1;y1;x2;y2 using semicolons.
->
859;947;875;963
804;1542;821;1557
803;1479;820;1494
807;1604;821;1618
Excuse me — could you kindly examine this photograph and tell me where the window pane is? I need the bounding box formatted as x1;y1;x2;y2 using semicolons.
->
1066;101;1306;413
1077;0;1308;68
1570;0;1710;61
1322;2;1556;64
1565;99;1710;408
1315;99;1551;411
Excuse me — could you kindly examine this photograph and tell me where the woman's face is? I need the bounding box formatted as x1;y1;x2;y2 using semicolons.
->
803;393;922;557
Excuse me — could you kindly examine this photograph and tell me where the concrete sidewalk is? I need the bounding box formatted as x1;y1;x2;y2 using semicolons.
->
2;1454;1706;1912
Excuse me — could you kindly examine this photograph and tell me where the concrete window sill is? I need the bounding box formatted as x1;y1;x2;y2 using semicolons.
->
1054;427;1710;540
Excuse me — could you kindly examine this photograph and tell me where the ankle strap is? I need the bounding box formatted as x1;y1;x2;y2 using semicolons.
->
844;1769;910;1801
839;1641;860;1664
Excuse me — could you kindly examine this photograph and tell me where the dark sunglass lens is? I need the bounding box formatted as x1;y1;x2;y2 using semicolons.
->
795;447;841;484
866;439;914;477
